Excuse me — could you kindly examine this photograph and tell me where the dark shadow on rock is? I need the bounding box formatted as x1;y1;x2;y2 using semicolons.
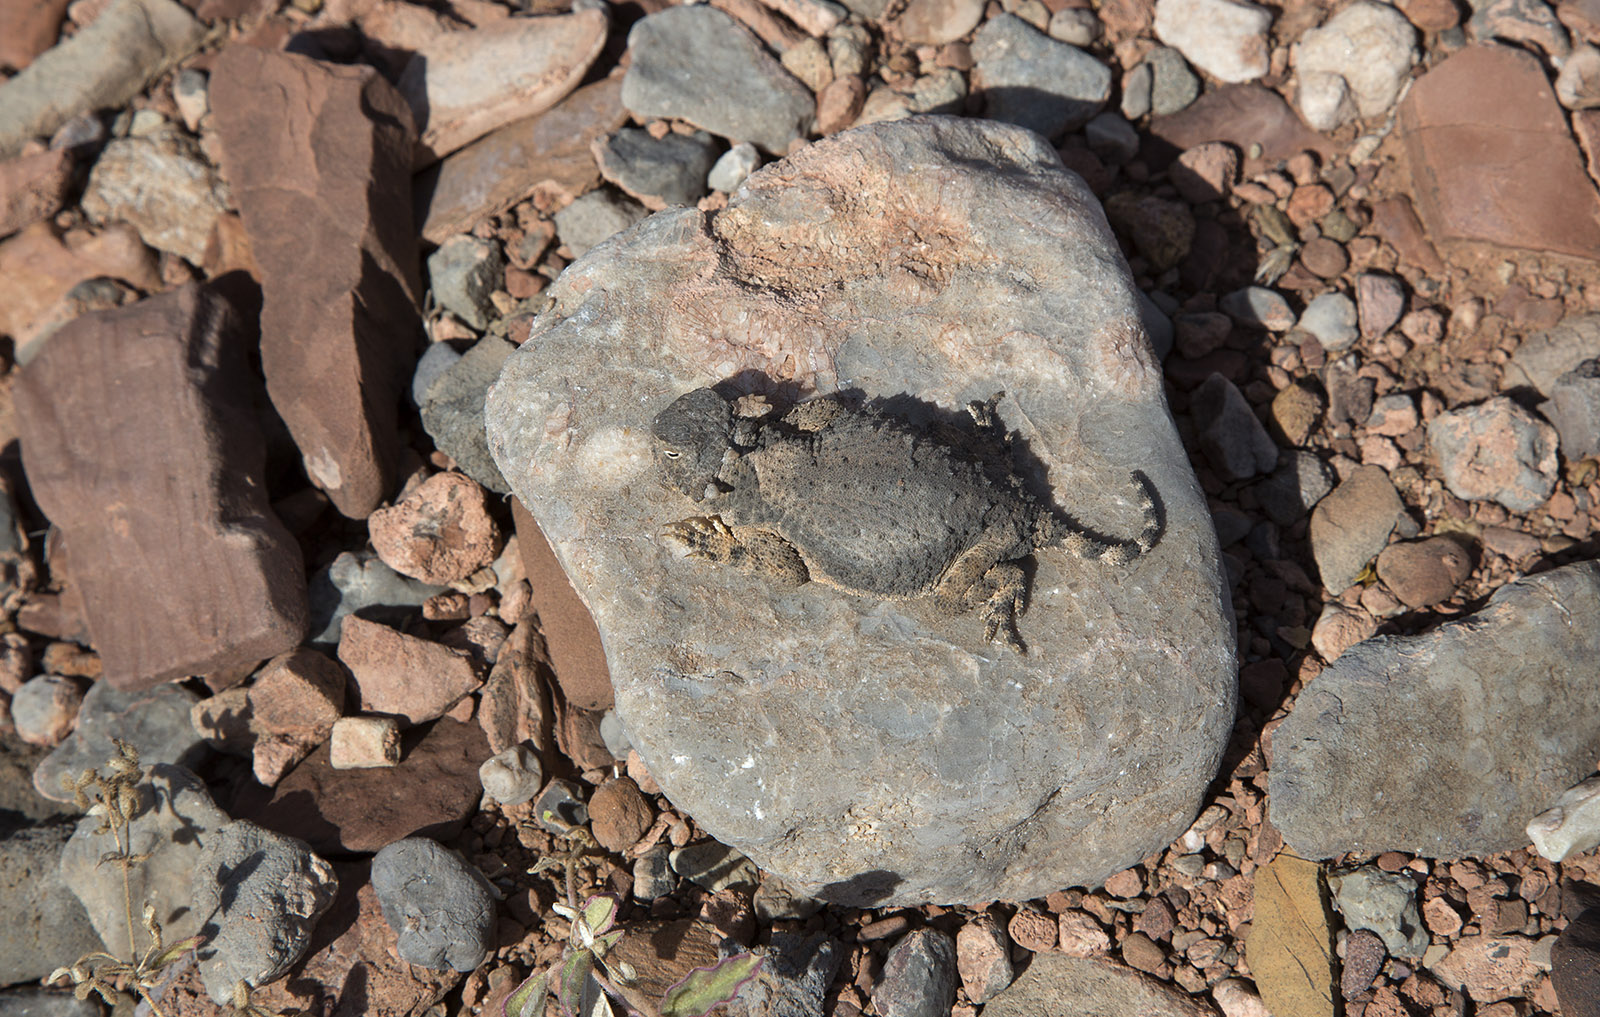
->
816;869;903;905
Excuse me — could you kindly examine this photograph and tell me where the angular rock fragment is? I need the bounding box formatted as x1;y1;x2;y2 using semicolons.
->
622;6;815;154
0;0;204;158
420;336;517;494
1427;397;1558;513
873;928;957;1017
1248;853;1336;1017
337;616;481;727
983;952;1216;1016
33;680;207;802
972;14;1112;139
0;221;159;367
80;130;228;264
15;284;307;690
397;7;609;165
593;127;718;210
368;471;501;585
1308;465;1402;592
307;549;445;647
211;46;423;519
1272;560;1600;858
485;117;1234;904
0;148;73;238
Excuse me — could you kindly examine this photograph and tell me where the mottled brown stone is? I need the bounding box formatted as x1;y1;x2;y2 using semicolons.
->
15;284;307;689
210;45;423;519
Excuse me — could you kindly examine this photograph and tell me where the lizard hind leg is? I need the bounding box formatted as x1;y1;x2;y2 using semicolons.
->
660;516;811;585
933;540;1029;651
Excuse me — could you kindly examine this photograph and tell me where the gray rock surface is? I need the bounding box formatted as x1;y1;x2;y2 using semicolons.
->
307;549;446;647
671;840;760;893
59;764;229;953
1271;560;1600;859
191;820;339;1003
1527;774;1600;861
371;837;497;972
1193;373;1278;481
982;952;1217;1015
1541;359;1600;460
972;15;1112;139
730;931;846;1017
0;0;204;159
1328;865;1428;959
33;680;207;803
412;340;463;406
1219;285;1294;331
553;189;649;259
1427;397;1559;512
419;335;517;495
1146;47;1200;116
427;236;504;331
1153;0;1272;84
1257;450;1335;525
1292;1;1417;131
594;127;718;209
0;821;104;986
621;6;815;154
873;929;957;1017
709;142;760;192
1505;313;1600;396
1307;464;1402;591
485;117;1235;905
1299;292;1359;352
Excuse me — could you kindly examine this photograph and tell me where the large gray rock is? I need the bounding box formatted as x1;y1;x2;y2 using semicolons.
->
371;837;497;972
982;952;1218;1016
33;680;207;803
485;117;1236;905
418;334;519;495
972;14;1112;139
59;764;229;954
621;6;814;154
191;820;339;1003
0;821;103;986
1271;560;1600;859
1505;312;1600;396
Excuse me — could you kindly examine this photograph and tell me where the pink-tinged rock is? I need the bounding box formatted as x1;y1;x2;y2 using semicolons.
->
236;717;489;854
336;615;481;726
1398;45;1600;259
15;284;308;690
397;7;609;166
0;222;159;346
194;648;345;783
368;471;501;585
0;148;72;238
0;0;204;158
10;673;86;746
1427;397;1559;513
417;75;627;244
210;45;423;519
329;715;401;768
1147;84;1333;176
0;0;70;71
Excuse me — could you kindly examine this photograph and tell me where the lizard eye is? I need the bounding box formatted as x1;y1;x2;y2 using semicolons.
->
662;449;681;459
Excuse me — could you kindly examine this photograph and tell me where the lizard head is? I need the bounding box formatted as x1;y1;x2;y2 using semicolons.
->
652;387;737;502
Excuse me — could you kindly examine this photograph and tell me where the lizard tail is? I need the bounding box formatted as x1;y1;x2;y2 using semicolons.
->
1038;470;1163;565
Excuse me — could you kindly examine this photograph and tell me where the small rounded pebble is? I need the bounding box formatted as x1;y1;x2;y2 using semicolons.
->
478;743;543;806
709;143;760;192
11;674;87;747
588;775;654;852
1299;291;1359;351
1300;236;1349;279
1376;537;1472;608
1220;285;1296;331
1007;908;1058;952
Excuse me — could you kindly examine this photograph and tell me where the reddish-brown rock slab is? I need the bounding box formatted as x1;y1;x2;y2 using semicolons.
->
1146;84;1335;176
0;0;70;71
511;497;612;711
337;615;481;726
15;284;307;690
368;470;501;585
416;75;628;244
476;616;555;757
396;7;609;165
194;648;346;783
0;148;72;238
1398;44;1600;259
235;716;489;854
0;222;159;345
210;45;423;519
151;860;461;1017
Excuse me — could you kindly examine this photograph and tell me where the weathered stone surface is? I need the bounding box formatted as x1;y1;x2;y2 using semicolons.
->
397;8;609;164
1552;906;1600;1017
874;928;958;1017
510;499;613;711
983;952;1218;1016
0;0;204;159
191;820;339;1003
368;471;502;585
15;285;307;690
0;222;159;353
971;14;1112;139
1431;933;1541;1002
80;130;228;265
1427;396;1559;513
1528;775;1600;861
0;820;103;986
593;127;718;210
307;548;445;648
371;838;496;973
889;0;983;44
211;45;423;519
729;930;846;1017
1328;865;1428;959
33;680;207;802
60;765;229;953
417;77;628;245
1153;0;1271;83
1504;312;1600;396
1398;44;1600;258
236;718;488;854
1272;560;1600;859
1248;853;1336;1017
622;6;815;154
1308;465;1402;592
1291;1;1417;131
485;117;1235;905
337;616;481;727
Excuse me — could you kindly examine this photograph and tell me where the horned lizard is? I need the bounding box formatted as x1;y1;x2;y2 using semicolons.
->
651;386;1162;650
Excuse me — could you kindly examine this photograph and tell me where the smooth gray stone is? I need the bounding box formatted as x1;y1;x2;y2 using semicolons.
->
33;681;206;803
595;127;718;208
621;6;814;154
59;764;228;954
191;820;338;1003
1505;312;1600;396
1272;560;1600;859
982;952;1215;1016
307;549;445;647
420;335;517;494
553;189;648;259
427;236;504;331
412;340;463;407
972;14;1111;139
371;837;497;972
872;929;956;1017
1146;46;1200;116
1192;372;1278;481
484;117;1235;905
0;822;103;986
1541;358;1600;460
731;931;845;1017
1329;865;1429;960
